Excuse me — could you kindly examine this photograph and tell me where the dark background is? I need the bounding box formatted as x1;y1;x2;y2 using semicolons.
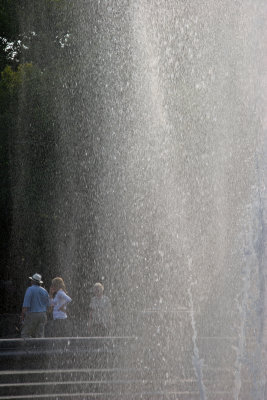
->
0;0;104;317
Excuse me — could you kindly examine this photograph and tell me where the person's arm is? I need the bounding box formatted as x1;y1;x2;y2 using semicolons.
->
58;291;72;312
21;288;31;321
21;307;28;322
88;299;94;331
88;309;93;331
107;298;114;329
47;296;54;314
49;287;60;306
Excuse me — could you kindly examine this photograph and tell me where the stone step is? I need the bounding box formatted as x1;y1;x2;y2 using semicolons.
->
0;337;136;352
0;390;235;400
0;337;137;370
0;367;241;398
0;379;199;396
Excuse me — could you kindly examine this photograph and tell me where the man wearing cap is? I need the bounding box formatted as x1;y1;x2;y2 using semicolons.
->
21;273;49;338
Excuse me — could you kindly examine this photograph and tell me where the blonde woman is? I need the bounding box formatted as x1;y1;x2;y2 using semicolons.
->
88;282;113;336
49;277;72;336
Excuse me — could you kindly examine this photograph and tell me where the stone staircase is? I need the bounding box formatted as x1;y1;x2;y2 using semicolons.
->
0;310;265;400
0;336;241;400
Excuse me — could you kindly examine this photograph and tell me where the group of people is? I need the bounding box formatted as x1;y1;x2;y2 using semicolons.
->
21;273;113;338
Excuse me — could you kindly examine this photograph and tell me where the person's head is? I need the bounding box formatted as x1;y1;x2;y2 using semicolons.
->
51;277;67;293
93;282;104;297
29;273;43;286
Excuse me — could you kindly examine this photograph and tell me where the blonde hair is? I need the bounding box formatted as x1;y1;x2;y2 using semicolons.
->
94;282;104;292
51;277;67;293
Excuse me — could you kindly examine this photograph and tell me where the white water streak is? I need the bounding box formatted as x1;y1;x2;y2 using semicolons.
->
187;258;207;400
233;250;251;400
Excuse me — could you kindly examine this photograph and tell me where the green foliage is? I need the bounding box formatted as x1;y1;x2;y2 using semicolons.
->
0;63;36;114
1;63;29;88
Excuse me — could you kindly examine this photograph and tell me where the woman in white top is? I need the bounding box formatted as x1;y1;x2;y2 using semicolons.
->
49;277;72;336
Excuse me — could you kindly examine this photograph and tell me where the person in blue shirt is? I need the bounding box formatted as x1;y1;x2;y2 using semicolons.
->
21;273;49;338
